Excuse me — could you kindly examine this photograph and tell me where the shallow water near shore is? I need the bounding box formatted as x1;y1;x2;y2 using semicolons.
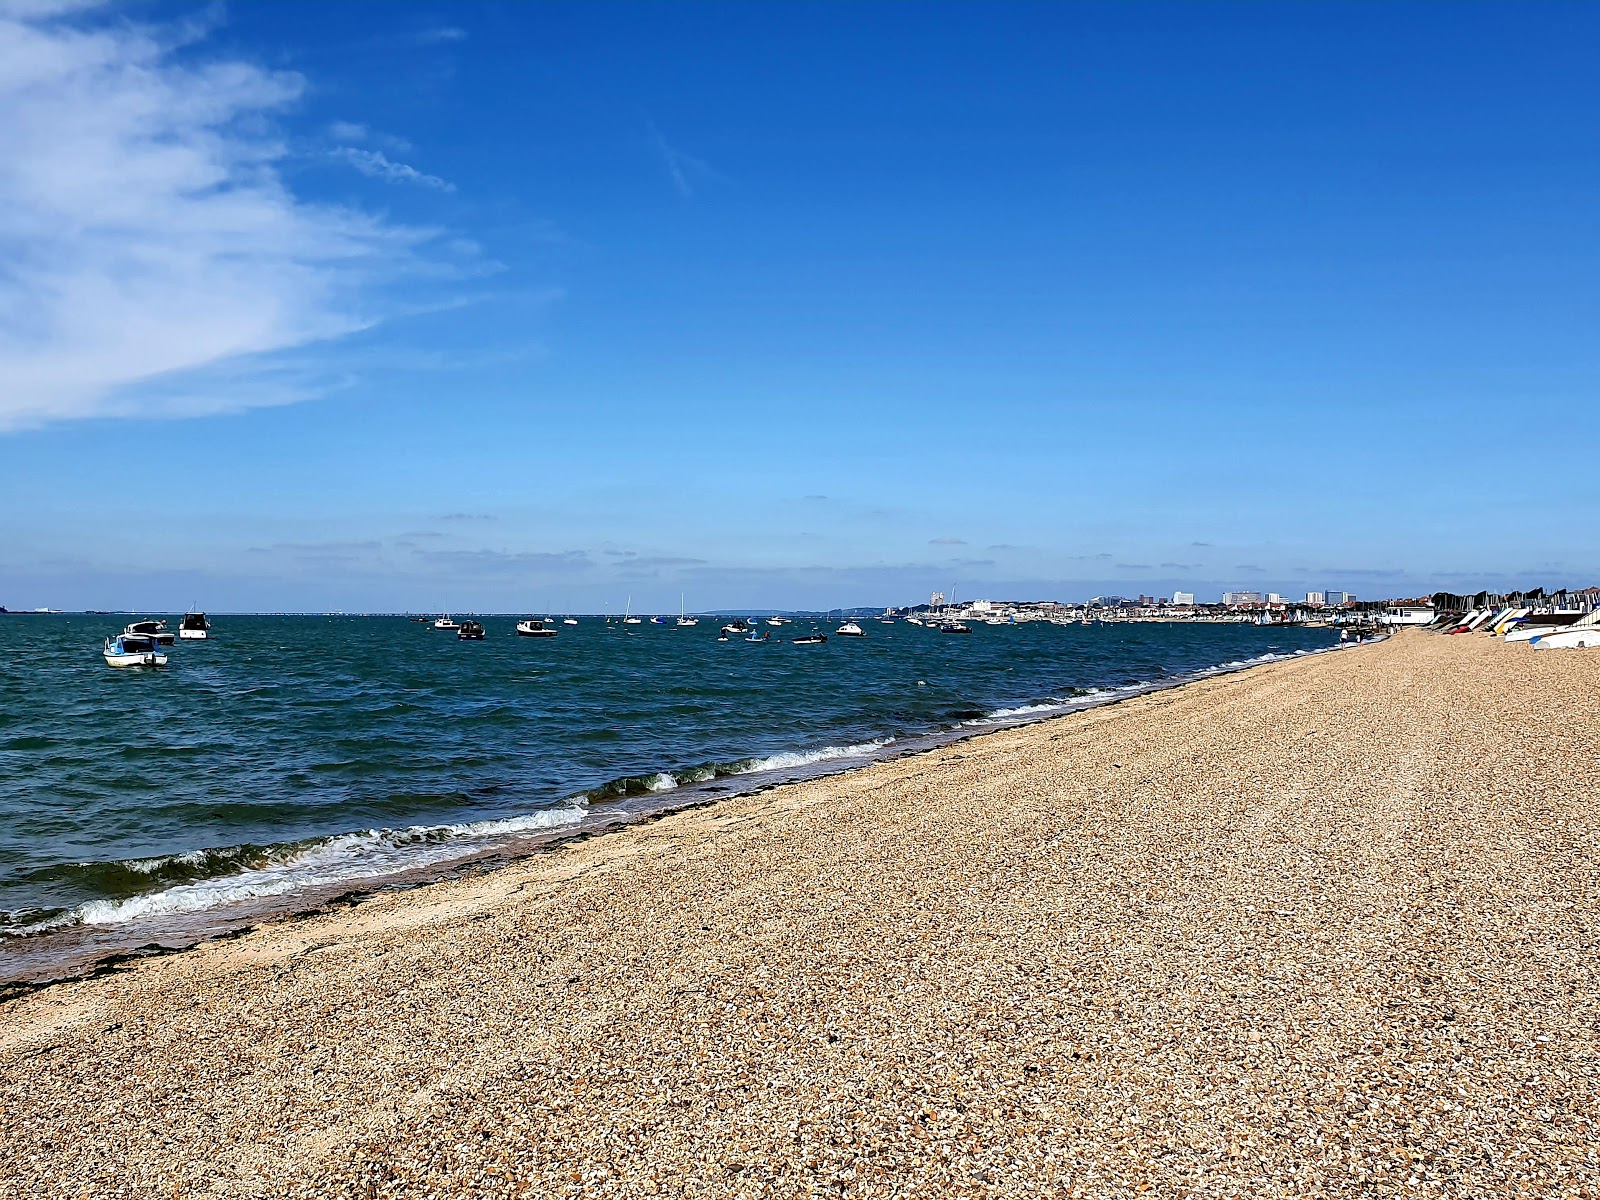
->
0;614;1335;978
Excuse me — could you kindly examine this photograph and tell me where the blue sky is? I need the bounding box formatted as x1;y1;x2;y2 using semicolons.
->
2;2;1596;612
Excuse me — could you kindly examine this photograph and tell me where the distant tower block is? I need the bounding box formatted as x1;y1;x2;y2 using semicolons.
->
930;591;945;608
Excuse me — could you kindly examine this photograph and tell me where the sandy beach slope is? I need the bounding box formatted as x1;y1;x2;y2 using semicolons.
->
2;629;1597;1197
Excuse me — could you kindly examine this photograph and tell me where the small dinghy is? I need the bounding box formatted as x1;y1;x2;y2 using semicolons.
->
104;634;168;668
791;634;828;645
457;621;486;640
516;619;558;638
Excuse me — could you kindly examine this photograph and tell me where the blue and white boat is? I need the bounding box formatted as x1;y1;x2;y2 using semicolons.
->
103;633;168;668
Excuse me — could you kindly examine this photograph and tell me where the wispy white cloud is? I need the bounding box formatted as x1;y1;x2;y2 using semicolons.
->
413;26;466;46
330;146;455;192
648;121;722;199
327;119;369;142
0;2;466;431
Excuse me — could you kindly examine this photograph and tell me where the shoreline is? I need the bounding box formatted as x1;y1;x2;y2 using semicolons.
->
0;637;1355;995
3;628;1597;1194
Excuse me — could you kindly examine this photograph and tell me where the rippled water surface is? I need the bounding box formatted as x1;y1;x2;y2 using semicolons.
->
0;614;1336;957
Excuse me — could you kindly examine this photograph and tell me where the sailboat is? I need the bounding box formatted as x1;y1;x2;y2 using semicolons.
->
622;596;642;625
676;594;698;626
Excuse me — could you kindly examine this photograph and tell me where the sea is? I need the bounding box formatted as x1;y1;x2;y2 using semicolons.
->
0;613;1337;981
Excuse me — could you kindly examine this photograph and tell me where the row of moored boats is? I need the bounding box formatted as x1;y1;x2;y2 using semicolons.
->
418;611;976;643
102;613;209;668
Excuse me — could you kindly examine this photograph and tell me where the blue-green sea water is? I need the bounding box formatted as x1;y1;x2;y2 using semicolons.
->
0;614;1336;977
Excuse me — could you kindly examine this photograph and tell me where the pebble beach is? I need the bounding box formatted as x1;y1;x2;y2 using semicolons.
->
3;628;1597;1197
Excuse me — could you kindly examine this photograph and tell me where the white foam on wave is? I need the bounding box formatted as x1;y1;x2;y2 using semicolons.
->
963;701;1068;727
735;739;894;775
645;772;678;792
28;804;589;933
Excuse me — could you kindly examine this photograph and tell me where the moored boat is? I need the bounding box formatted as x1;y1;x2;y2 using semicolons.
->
124;620;176;646
516;618;558;638
791;633;827;645
939;621;972;634
457;620;486;640
178;612;209;640
835;620;865;637
432;615;460;631
103;634;168;668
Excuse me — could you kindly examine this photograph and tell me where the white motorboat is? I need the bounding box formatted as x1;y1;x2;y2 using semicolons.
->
766;617;790;626
1504;610;1588;642
432;615;460;631
562;617;579;625
939;621;972;634
1529;625;1600;649
1528;608;1600;649
104;633;168;668
721;621;751;636
835;620;865;637
124;620;176;646
516;619;558;638
178;611;209;640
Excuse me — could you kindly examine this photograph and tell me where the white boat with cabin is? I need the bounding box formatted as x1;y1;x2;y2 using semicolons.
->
104;633;168;668
124;620;176;646
178;611;210;640
432;615;460;631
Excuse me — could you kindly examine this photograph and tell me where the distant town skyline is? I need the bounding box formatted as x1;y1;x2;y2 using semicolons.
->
3;3;1596;611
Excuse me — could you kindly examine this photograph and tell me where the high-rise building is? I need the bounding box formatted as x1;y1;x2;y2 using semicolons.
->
1326;590;1350;606
1266;593;1283;605
1222;591;1263;606
1305;591;1326;605
1172;591;1196;606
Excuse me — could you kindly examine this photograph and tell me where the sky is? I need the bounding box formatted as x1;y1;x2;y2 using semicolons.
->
1;1;1596;613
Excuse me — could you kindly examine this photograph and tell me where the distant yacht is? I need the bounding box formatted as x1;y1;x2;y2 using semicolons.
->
721;620;751;636
457;620;486;641
432;615;460;631
791;633;827;645
622;597;641;625
939;621;972;634
766;616;790;626
516;618;558;638
835;620;865;637
562;616;579;626
178;611;210;640
676;595;698;626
